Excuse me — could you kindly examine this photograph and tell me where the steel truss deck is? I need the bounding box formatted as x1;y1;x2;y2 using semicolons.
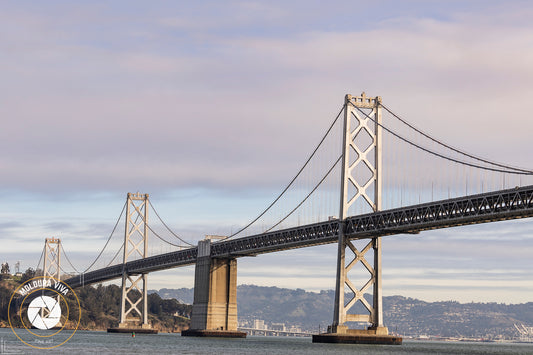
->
64;185;533;288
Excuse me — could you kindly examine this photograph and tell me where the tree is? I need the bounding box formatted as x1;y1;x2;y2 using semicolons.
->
0;262;9;274
20;267;35;282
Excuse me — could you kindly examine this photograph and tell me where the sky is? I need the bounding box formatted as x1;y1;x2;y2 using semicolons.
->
1;0;533;305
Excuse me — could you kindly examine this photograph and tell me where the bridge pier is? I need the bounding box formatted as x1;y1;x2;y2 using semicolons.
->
182;239;246;338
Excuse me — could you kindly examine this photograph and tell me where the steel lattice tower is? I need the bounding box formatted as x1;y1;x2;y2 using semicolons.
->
118;192;152;329
331;93;387;335
43;237;61;282
43;237;62;324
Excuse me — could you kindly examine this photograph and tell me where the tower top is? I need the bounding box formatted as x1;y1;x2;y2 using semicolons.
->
345;92;381;108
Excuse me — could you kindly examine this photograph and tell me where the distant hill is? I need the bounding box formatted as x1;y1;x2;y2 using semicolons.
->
152;287;194;305
151;285;533;339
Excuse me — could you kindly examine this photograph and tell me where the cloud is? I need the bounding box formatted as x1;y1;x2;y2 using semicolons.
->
0;221;24;231
2;2;533;193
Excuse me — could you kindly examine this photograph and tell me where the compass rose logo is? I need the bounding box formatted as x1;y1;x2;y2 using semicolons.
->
27;295;62;330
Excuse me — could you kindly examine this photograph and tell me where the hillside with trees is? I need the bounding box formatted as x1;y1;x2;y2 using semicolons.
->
153;285;533;339
3;271;532;339
0;273;192;332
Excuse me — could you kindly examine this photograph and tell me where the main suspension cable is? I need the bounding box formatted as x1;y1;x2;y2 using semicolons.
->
146;223;187;248
60;243;80;274
264;155;342;233
105;242;124;268
35;246;45;272
221;104;345;241
351;103;533;175
381;103;533;174
148;200;193;246
83;201;127;273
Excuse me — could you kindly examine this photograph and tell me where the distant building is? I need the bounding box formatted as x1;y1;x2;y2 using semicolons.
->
271;323;286;331
289;326;302;333
253;319;266;330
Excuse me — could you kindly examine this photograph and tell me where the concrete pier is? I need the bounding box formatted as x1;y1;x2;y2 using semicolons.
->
313;325;401;345
107;327;158;334
312;333;402;345
181;329;246;338
183;239;246;338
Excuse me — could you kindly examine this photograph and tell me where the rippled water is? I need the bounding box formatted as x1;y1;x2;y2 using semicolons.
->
1;328;532;354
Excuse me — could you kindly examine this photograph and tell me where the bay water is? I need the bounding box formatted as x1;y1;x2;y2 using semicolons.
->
1;328;532;354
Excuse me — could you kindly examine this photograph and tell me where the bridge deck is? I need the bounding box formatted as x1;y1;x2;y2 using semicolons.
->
64;185;533;288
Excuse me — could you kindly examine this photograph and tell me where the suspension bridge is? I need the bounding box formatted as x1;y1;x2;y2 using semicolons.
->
34;93;533;345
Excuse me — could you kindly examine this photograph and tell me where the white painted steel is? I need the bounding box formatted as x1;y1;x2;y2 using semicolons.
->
119;193;151;328
332;93;385;333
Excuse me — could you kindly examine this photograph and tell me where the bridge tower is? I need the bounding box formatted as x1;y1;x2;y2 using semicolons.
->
43;237;61;282
315;93;400;344
114;192;155;333
43;237;62;325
